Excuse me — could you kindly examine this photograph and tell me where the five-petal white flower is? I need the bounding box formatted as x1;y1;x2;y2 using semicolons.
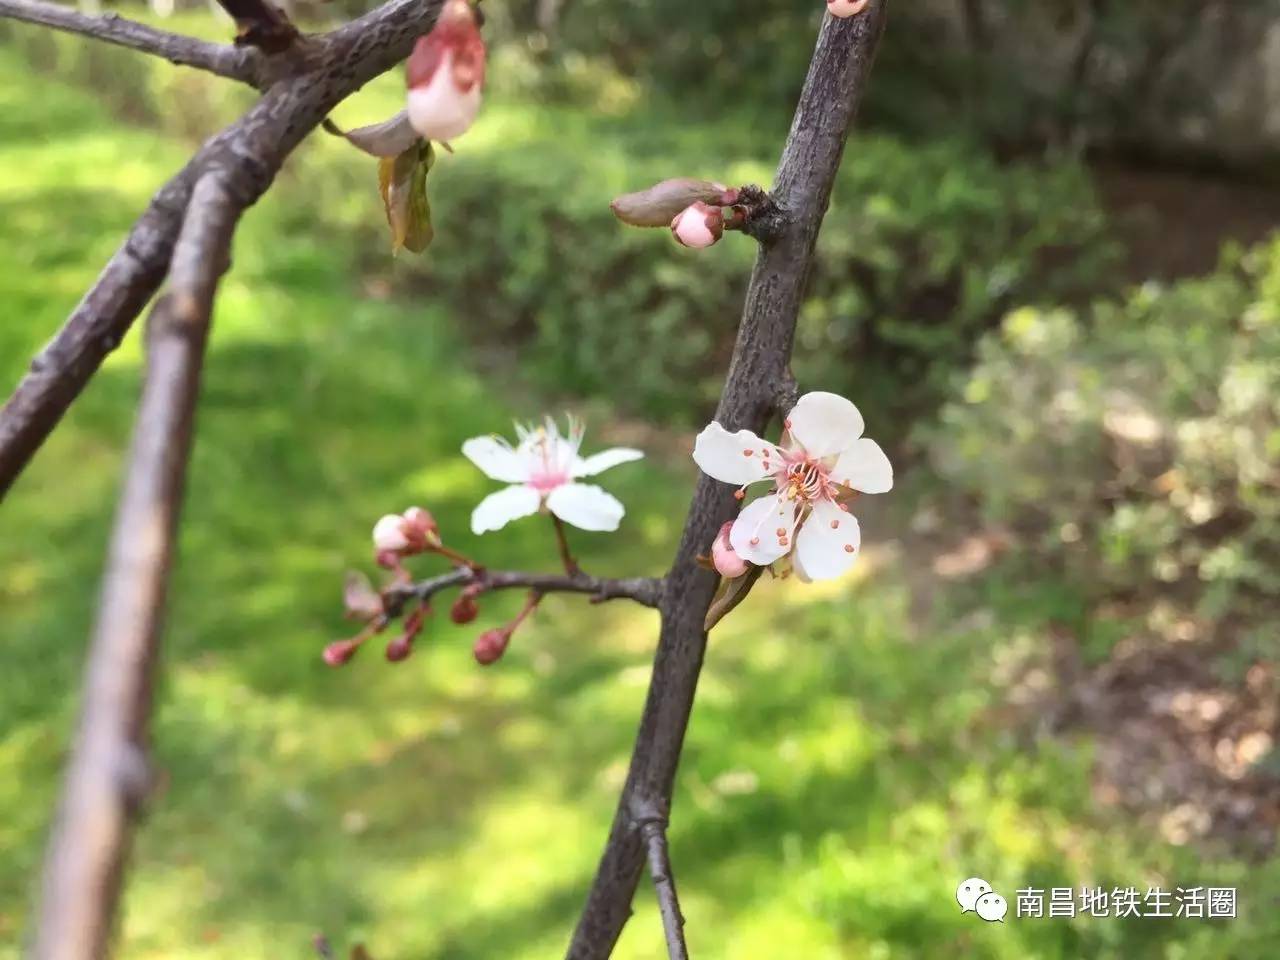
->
692;391;892;581
463;417;643;535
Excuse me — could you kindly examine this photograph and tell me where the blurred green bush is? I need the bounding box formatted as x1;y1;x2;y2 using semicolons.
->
925;238;1280;655
402;135;1117;425
1;8;1119;429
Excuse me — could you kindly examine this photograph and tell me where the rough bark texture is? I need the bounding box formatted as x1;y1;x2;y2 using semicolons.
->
566;6;890;957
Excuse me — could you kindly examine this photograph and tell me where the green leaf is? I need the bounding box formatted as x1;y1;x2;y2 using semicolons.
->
378;140;435;255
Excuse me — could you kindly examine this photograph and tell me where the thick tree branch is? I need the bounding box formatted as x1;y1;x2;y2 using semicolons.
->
0;0;261;84
30;173;241;960
385;566;665;613
566;6;890;957
214;0;299;54
631;799;690;960
0;0;447;501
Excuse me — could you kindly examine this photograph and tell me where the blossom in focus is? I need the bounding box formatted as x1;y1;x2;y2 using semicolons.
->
671;201;724;249
692;391;892;581
827;0;871;18
463;416;643;534
406;0;486;143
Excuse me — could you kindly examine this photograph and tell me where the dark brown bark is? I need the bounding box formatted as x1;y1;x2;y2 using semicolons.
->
214;0;299;53
30;174;240;960
565;5;890;957
0;0;447;501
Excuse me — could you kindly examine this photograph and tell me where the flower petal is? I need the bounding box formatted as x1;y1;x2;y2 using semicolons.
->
373;514;410;552
692;422;777;486
729;493;799;565
573;447;645;478
462;435;529;483
831;438;893;494
471;485;541;534
546;483;625;532
794;499;862;581
787;392;865;458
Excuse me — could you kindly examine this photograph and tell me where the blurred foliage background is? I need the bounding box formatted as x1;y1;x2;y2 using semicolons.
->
1;1;1279;958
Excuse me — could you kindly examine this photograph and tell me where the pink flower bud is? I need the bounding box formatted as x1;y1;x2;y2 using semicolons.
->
450;591;480;625
406;0;486;143
711;520;750;578
385;636;414;662
401;506;439;546
827;0;871;18
373;513;410;553
323;639;358;667
671;202;724;249
473;627;511;665
374;549;402;570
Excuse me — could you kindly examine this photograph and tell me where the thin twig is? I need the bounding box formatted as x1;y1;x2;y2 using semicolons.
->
31;174;241;960
631;799;690;960
384;567;664;615
0;0;261;85
551;514;581;575
566;6;891;957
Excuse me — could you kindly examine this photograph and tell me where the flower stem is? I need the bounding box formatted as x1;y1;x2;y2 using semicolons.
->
550;514;580;575
511;590;543;631
430;542;481;570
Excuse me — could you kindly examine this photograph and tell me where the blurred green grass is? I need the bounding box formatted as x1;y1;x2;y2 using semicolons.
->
0;32;1277;960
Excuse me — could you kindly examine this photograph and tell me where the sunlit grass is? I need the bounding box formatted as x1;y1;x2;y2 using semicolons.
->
1;34;1278;960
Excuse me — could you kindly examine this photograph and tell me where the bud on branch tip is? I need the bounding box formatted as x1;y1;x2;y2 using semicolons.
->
406;0;487;144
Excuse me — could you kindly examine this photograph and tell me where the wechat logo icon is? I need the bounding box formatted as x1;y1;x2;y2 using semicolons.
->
957;877;1008;923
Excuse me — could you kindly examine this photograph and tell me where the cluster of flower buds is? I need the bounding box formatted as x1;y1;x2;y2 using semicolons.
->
827;0;871;18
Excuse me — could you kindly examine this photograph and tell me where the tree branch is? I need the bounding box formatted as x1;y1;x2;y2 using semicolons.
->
566;6;890;957
631;799;690;960
0;0;448;502
0;0;261;85
30;173;241;960
214;0;299;54
384;566;665;614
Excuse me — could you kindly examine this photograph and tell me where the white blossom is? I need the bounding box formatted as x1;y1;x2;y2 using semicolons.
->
692;391;892;581
463;417;643;534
